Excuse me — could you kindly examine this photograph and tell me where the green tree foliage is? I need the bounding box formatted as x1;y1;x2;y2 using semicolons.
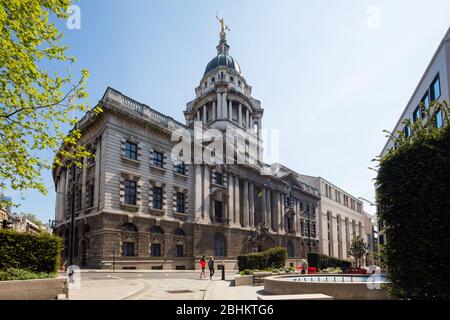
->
0;0;101;208
348;236;367;268
376;100;450;299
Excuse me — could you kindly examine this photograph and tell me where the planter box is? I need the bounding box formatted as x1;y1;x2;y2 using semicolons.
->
234;275;253;286
0;276;68;300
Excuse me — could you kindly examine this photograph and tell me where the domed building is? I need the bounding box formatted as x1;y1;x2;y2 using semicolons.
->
52;23;321;270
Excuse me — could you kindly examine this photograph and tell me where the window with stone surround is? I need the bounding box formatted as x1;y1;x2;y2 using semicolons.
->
122;242;135;256
153;187;163;209
153;152;164;168
174;228;186;257
175;162;186;175
149;146;167;170
124;180;137;205
176;192;185;213
120;137;142;162
119;174;141;208
149;180;167;214
150;226;164;257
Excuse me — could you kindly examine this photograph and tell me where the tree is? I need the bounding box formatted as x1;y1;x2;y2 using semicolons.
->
348;236;367;268
0;0;101;209
376;100;450;299
20;213;44;228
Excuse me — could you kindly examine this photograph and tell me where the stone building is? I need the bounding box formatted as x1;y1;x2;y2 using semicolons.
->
296;174;374;265
53;26;322;270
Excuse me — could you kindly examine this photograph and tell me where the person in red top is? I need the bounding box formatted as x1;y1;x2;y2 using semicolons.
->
199;256;206;279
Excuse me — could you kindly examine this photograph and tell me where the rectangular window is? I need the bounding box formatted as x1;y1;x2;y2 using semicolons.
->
176;192;185;213
436;110;444;128
124;180;137;205
413;106;421;122
125;142;137;160
89;183;95;207
153;187;163;209
430;74;441;101
175;244;184;257
151;243;161;256
176;265;186;270
153;152;164;168
403;125;411;137
122;242;134;256
421;92;430;111
176;162;186;175
212;172;223;185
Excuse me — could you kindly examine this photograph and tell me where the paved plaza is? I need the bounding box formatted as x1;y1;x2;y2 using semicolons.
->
68;271;261;300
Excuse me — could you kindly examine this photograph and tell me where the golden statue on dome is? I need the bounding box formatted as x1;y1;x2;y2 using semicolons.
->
216;14;230;33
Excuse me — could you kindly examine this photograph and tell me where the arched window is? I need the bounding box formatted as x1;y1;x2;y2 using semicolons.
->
121;223;138;232
150;226;164;234
287;240;295;258
174;228;185;236
214;233;227;257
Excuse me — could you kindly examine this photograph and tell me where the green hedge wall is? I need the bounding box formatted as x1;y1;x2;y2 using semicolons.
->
308;253;351;270
0;230;62;273
237;247;287;271
377;124;450;299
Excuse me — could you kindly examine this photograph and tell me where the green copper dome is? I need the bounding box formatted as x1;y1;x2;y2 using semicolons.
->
204;53;241;76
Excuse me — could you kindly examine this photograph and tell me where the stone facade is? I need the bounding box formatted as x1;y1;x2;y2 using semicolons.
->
53;28;322;270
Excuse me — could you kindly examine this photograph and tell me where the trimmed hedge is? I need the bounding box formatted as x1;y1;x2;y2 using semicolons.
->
377;113;450;299
308;253;351;270
0;230;62;273
237;247;287;271
0;268;56;281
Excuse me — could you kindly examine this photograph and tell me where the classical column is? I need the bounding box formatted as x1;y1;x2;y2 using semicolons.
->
238;104;242;126
222;93;228;119
202;105;207;124
245;108;249;130
273;192;279;232
249;182;255;228
195;165;203;222
196;110;201;122
228;173;234;225
203;166;211;223
266;188;272;231
280;193;285;232
261;187;266;225
212;101;216;121
229;100;232;122
243;180;249;227
234;175;240;226
217;93;222;119
250;115;254;131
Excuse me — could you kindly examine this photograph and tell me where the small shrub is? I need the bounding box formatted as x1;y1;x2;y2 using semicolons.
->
0;268;56;281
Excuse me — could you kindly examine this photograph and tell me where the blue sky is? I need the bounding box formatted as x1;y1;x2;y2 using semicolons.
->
5;0;450;222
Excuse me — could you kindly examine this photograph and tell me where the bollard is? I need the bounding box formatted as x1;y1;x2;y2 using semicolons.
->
221;264;225;280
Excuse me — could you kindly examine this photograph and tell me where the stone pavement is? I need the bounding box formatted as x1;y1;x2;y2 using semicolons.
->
204;281;263;300
68;272;263;300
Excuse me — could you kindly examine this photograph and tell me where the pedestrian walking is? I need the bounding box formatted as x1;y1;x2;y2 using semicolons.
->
208;257;215;279
199;256;206;279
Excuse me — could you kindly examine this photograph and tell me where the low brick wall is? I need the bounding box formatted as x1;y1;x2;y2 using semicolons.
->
0;276;68;300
